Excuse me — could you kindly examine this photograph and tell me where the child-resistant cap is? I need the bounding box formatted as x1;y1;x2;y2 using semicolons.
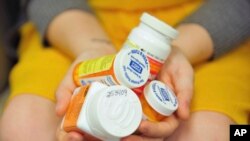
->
86;85;142;139
143;80;178;116
114;48;150;88
140;12;179;39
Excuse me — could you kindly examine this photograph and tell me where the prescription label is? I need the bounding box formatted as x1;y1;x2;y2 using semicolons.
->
77;55;115;76
79;75;117;86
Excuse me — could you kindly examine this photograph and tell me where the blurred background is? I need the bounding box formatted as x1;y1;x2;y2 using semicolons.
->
0;23;9;114
0;0;18;114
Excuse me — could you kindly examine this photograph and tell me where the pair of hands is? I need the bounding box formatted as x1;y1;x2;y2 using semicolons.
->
55;46;194;141
47;10;211;141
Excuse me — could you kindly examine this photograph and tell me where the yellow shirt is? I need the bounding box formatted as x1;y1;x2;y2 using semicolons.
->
9;0;250;125
88;0;203;49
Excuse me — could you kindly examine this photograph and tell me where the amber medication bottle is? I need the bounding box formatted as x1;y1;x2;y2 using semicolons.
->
140;80;178;122
73;48;150;89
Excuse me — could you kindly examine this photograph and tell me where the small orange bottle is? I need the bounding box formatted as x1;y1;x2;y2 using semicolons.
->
73;48;149;89
140;80;178;122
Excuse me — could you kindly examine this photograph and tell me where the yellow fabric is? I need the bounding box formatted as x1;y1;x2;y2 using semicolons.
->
9;22;72;102
90;0;198;11
88;0;203;49
9;0;250;124
88;0;250;124
192;40;250;124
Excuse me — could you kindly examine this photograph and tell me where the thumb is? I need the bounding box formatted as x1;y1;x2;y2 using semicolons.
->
55;85;74;116
55;67;76;116
55;56;86;116
174;72;193;120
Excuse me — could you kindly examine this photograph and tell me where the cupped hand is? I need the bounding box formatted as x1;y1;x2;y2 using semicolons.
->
122;47;194;141
121;115;179;141
55;47;116;141
158;46;194;120
56;127;101;141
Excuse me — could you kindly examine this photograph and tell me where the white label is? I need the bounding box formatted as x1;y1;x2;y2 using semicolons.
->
121;49;149;86
152;82;178;108
79;75;118;86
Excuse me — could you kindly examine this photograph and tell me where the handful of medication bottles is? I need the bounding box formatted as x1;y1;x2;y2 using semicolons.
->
62;12;179;141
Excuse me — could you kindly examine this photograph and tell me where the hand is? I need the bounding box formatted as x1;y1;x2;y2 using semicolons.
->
121;115;179;141
158;47;194;120
122;47;194;141
56;127;83;141
56;126;101;141
55;46;116;141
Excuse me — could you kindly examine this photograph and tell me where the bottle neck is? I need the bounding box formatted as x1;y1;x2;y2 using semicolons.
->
139;23;172;44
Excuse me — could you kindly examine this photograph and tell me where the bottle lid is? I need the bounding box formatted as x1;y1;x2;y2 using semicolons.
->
143;80;178;116
114;48;150;88
140;13;179;40
86;85;142;140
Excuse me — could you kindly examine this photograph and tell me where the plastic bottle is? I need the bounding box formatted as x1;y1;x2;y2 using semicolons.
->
62;82;142;141
140;80;178;122
73;48;150;88
122;12;179;93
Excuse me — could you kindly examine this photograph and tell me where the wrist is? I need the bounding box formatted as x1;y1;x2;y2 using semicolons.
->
47;10;115;58
69;37;116;58
172;23;214;65
76;43;116;60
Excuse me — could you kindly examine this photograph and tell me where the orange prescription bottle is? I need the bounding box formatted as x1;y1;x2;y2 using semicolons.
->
122;13;178;94
73;48;150;88
140;80;178;122
62;82;142;141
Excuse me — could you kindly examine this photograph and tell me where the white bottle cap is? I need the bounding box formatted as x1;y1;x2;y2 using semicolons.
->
114;48;150;88
143;80;178;116
86;85;142;140
141;13;179;40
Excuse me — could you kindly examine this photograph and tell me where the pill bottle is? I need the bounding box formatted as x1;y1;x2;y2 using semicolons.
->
140;80;178;122
122;13;178;94
62;82;142;141
73;48;150;89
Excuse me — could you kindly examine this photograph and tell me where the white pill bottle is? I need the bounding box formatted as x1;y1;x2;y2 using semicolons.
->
122;13;178;93
62;82;142;141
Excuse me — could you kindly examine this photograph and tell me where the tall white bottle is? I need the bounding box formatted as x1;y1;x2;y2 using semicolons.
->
122;12;179;94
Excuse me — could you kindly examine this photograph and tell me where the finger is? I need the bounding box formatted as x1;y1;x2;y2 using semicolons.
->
138;115;179;138
56;127;68;141
56;127;84;141
157;65;193;120
173;68;193;120
55;67;76;116
83;132;102;141
67;132;85;141
122;135;163;141
55;83;74;116
55;57;87;116
157;60;177;91
157;71;174;91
